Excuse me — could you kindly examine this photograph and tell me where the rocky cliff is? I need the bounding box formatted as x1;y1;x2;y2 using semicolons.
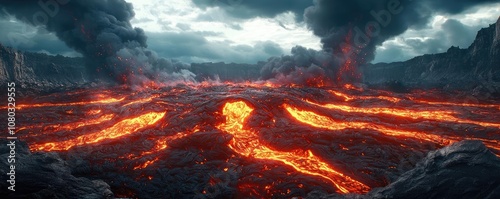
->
362;17;500;94
0;44;87;91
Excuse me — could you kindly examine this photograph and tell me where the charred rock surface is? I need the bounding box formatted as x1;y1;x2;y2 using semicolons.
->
4;85;499;198
0;140;113;199
310;140;500;199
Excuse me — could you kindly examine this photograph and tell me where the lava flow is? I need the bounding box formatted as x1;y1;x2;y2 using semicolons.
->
218;101;370;193
9;84;500;198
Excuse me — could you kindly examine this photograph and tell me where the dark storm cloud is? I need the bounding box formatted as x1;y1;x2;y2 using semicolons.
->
191;0;312;20
146;32;284;64
0;0;192;85
373;18;483;63
425;0;500;14
0;19;78;56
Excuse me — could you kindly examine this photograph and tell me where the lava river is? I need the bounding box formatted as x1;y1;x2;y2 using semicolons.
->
6;84;500;198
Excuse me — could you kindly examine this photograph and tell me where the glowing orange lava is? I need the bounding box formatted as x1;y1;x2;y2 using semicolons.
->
329;90;401;103
122;95;160;107
31;111;166;151
217;101;370;194
19;113;115;137
305;100;500;128
16;97;125;110
284;104;455;145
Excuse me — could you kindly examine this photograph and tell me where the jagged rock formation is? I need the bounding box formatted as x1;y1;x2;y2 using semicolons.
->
362;17;500;94
0;140;114;199
308;140;500;199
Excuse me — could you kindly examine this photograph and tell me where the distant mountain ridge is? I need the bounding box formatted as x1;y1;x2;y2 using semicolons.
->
361;17;500;93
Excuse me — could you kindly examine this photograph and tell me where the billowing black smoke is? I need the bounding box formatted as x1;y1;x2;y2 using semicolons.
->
0;0;194;85
304;0;500;64
260;46;339;86
260;0;500;84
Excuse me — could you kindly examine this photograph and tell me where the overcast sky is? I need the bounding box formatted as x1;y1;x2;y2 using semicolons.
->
0;0;498;64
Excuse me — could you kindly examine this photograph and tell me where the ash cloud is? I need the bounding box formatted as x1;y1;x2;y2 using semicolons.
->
262;0;500;84
260;46;337;86
304;0;500;63
0;0;194;85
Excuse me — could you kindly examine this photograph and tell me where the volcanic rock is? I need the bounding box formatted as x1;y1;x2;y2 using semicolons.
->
309;140;500;199
0;139;114;199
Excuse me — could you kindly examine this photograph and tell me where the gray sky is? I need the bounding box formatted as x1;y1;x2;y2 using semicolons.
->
0;0;498;64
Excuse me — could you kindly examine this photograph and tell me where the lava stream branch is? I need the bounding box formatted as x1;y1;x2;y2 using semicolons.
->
19;114;115;137
30;111;166;151
129;130;201;170
217;101;370;194
329;90;500;110
15;97;125;110
305;100;500;129
284;104;456;145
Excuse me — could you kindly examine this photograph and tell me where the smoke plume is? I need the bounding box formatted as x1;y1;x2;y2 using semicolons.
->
0;0;194;85
262;0;500;85
305;0;500;63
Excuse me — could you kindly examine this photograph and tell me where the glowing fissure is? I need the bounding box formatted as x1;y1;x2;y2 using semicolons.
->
284;104;455;145
16;97;125;109
19;114;115;136
130;132;193;170
306;100;500;129
122;95;160;107
31;111;166;151
330;90;500;110
217;101;370;194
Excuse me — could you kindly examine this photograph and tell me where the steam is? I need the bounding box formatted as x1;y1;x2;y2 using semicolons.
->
0;0;194;85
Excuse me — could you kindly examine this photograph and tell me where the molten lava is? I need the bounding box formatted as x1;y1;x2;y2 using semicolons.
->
9;84;500;198
218;101;370;193
30;111;166;151
284;104;455;145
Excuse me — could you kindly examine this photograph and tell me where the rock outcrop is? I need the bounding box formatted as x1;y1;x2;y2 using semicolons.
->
0;140;114;199
307;141;500;199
